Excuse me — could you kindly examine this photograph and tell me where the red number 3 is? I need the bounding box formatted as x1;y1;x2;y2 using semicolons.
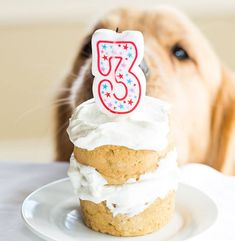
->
92;30;146;115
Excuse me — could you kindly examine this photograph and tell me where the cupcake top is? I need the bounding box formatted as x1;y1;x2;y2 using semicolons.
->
67;96;170;151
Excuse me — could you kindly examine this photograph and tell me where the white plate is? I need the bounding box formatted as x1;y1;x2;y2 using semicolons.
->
22;178;217;241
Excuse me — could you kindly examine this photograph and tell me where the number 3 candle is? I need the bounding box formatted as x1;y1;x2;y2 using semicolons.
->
92;29;146;115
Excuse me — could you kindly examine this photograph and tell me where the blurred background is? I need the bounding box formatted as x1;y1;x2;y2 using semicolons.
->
0;0;235;163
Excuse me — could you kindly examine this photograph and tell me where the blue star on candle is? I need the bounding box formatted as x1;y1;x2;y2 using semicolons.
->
127;52;132;58
119;104;124;109
127;79;132;84
102;44;107;50
102;83;108;90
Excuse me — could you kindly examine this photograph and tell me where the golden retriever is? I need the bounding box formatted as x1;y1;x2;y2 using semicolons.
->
55;7;235;175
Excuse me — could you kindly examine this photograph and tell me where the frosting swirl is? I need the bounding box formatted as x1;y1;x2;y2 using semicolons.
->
67;96;170;151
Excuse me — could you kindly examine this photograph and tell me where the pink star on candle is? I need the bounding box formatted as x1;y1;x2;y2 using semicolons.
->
118;73;123;79
123;44;128;50
102;55;108;61
105;92;111;97
128;99;133;105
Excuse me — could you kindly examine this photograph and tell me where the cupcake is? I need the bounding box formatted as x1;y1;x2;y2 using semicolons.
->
67;96;179;236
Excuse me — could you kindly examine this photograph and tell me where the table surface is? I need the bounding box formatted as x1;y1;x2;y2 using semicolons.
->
1;162;235;241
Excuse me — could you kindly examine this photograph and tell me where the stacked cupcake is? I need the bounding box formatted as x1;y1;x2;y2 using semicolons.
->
67;96;179;236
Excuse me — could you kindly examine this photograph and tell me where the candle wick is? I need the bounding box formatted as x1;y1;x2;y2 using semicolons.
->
116;27;119;33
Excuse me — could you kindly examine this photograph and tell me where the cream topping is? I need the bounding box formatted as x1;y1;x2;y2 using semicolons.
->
67;96;170;151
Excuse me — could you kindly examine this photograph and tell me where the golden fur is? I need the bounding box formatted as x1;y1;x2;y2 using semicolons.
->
55;7;235;175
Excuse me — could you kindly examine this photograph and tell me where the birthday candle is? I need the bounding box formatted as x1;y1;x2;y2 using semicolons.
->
92;29;146;115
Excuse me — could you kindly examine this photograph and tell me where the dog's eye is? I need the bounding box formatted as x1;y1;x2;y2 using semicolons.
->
171;45;190;61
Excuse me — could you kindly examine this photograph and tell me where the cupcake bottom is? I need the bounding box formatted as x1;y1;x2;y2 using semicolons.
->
80;192;175;237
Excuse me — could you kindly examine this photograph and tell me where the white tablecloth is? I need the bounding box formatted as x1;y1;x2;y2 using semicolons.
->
0;162;235;241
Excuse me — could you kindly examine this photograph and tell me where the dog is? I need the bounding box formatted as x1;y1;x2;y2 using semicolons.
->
55;7;235;175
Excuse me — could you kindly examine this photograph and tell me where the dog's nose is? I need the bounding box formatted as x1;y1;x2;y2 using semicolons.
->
139;58;150;80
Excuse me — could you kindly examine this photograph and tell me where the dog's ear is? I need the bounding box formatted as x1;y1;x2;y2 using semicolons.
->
70;34;93;77
71;23;104;75
208;65;235;175
54;25;102;162
79;34;92;58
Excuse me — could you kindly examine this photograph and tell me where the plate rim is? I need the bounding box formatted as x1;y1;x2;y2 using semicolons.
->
21;178;218;241
21;178;69;241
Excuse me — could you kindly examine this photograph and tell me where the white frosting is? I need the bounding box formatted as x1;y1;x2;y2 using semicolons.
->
68;150;179;217
67;96;170;151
